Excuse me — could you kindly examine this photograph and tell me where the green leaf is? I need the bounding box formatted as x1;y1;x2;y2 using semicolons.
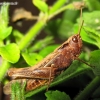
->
45;90;71;100
29;36;54;52
22;52;43;66
13;30;24;43
0;43;20;63
89;50;100;76
0;4;12;40
0;3;9;26
11;81;26;100
11;82;17;100
81;27;100;48
92;86;100;98
15;82;22;100
45;19;74;40
45;19;61;37
39;45;59;57
0;26;12;40
62;10;79;22
85;0;100;11
0;2;12;40
57;20;74;39
74;23;100;48
32;0;48;13
82;11;100;31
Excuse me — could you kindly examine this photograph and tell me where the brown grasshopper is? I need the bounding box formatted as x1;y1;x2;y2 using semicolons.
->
3;8;84;95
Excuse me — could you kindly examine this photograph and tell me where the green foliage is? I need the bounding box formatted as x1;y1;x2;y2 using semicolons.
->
29;36;54;52
32;0;48;13
0;43;20;63
22;52;43;66
48;0;67;14
80;27;100;48
0;26;12;40
0;3;9;26
45;90;71;100
39;45;59;57
86;0;100;10
82;11;100;31
13;30;24;44
0;3;12;40
89;50;100;76
11;81;26;100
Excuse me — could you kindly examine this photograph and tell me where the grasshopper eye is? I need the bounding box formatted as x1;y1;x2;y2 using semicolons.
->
72;36;78;43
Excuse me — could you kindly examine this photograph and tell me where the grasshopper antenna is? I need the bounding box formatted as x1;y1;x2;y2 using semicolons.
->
78;8;84;36
77;8;93;68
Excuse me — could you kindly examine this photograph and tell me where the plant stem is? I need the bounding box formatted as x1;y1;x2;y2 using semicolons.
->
0;60;11;81
0;40;4;46
49;3;74;20
75;76;100;100
49;0;67;14
19;21;45;50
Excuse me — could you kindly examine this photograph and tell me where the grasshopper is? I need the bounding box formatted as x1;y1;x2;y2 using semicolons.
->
3;11;84;95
